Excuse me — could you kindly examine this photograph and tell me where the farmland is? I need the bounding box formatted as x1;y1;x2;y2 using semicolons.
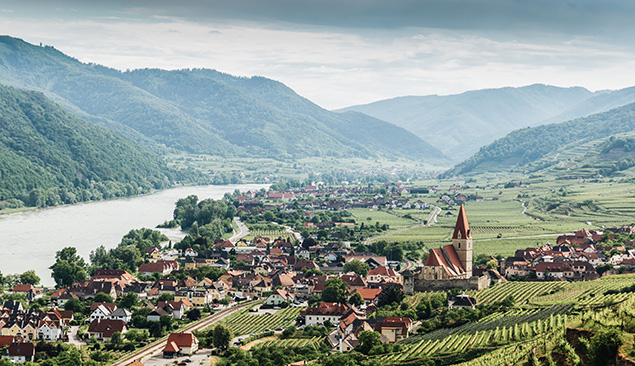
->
219;306;305;336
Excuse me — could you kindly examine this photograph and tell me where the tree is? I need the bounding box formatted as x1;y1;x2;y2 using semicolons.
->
356;330;381;355
349;292;364;307
93;292;114;303
19;270;40;285
117;293;138;309
50;247;88;288
64;297;83;313
282;325;296;339
125;329;149;343
321;278;348;303
343;260;370;277
110;332;123;347
213;324;231;351
589;328;623;366
376;284;404;307
186;308;201;321
157;293;174;302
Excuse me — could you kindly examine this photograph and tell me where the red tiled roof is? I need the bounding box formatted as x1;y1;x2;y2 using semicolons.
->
12;284;35;292
165;332;197;348
354;288;382;301
424;245;465;277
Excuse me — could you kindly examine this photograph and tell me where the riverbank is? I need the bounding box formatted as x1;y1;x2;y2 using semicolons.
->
0;183;268;286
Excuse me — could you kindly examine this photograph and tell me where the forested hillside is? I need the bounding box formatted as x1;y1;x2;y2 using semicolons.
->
0;36;447;162
443;102;635;176
0;84;181;210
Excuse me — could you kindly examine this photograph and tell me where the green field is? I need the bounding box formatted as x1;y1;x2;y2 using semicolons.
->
219;306;304;336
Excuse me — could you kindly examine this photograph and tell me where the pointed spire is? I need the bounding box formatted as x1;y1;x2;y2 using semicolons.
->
452;204;471;240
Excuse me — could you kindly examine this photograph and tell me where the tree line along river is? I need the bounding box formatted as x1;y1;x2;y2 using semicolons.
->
0;184;268;286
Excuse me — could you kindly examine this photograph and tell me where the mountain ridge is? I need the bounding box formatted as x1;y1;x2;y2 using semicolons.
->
339;84;635;161
0;36;448;162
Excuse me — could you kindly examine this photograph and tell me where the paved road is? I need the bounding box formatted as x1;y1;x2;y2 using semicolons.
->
111;301;257;366
229;217;249;243
426;206;441;226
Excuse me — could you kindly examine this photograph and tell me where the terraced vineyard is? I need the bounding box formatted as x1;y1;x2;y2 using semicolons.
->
530;273;635;306
373;314;567;364
256;336;323;349
473;281;566;305
220;306;304;336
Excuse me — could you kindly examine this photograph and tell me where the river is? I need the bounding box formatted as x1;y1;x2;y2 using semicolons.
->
0;184;267;286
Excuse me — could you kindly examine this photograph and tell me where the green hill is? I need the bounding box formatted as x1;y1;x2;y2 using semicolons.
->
0;36;447;162
0;83;179;209
443;102;635;176
339;84;596;161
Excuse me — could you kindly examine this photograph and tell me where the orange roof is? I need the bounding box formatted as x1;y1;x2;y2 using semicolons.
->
452;204;471;240
354;288;382;300
166;332;197;348
128;361;145;366
163;341;179;353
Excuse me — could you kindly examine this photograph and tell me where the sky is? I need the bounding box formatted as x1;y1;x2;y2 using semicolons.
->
1;0;635;109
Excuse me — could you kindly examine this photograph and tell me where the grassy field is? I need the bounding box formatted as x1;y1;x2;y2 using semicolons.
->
349;208;418;229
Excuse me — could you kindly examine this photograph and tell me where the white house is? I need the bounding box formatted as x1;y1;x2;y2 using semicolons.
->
266;289;294;306
109;308;133;323
88;304;115;323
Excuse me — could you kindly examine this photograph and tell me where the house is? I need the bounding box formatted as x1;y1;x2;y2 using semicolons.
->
147;308;170;322
109;308;133;323
12;285;43;301
146;247;163;262
157;300;192;320
162;332;199;358
88;319;127;341
353;288;383;305
88;303;117;323
138;260;179;276
184;248;198;257
448;294;477;309
266;289;293;306
175;289;212;307
367;266;402;284
301;303;350;326
7;342;35;363
373;317;413;343
50;288;79;306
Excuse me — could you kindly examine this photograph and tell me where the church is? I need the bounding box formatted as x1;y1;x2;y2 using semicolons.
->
403;204;490;293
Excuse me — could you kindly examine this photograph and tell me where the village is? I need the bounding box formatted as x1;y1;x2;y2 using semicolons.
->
1;183;635;365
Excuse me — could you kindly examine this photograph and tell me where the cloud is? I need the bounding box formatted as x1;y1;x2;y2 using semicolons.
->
1;1;635;109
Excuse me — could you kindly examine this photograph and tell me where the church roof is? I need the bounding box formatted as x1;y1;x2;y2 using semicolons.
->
424;245;466;277
452;204;471;240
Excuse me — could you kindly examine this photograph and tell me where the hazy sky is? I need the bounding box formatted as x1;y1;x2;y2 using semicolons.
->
1;0;635;109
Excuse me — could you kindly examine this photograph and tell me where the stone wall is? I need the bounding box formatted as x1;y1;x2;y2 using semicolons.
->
412;275;489;293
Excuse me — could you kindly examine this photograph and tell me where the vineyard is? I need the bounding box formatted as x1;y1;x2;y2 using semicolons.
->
219;306;305;336
372;314;568;364
255;336;323;349
473;280;566;305
242;228;291;242
530;273;635;306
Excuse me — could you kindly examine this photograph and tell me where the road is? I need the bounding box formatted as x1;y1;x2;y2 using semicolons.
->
426;205;441;226
229;217;249;243
111;301;257;366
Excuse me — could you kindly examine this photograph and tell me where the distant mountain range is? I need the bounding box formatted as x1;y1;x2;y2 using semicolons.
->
0;36;447;162
341;85;635;161
0;83;180;208
442;102;635;177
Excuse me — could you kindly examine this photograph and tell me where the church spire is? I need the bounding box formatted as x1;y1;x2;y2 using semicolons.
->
452;204;471;240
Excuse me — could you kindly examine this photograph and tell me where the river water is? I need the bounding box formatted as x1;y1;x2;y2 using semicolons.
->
0;184;267;286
